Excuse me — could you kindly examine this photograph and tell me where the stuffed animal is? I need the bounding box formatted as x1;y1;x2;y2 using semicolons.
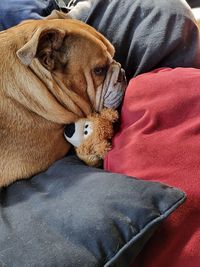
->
64;108;119;167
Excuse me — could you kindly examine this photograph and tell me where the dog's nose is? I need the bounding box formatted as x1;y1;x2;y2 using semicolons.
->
64;123;75;138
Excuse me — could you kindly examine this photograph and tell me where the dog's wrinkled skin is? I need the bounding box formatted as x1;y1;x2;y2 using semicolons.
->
0;16;126;187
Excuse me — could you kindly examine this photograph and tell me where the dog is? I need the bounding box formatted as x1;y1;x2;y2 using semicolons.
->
0;16;126;187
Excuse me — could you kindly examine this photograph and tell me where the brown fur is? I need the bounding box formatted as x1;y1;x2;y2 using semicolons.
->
0;18;115;186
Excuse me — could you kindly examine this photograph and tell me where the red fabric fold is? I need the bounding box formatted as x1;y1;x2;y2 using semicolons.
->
104;68;200;267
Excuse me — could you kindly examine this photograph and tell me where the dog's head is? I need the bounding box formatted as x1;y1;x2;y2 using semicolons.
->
15;18;126;124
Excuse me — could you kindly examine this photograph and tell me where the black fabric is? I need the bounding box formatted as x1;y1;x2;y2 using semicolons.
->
70;0;200;80
187;0;200;8
0;156;185;267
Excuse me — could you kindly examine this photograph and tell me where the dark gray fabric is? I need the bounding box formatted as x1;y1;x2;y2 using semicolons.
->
70;0;200;80
0;156;185;267
187;0;200;8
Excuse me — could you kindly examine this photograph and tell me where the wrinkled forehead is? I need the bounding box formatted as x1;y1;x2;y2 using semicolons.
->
70;19;115;56
50;18;115;57
62;32;114;66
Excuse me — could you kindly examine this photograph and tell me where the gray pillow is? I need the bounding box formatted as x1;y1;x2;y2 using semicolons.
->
0;155;185;267
69;0;200;80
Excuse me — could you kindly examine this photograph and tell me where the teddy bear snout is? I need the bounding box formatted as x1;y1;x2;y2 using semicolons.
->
64;123;75;138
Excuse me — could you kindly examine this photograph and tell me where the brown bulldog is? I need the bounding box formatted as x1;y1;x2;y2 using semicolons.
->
0;17;126;187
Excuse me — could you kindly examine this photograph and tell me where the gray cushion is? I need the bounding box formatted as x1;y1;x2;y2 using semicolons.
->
0;155;185;267
71;0;200;80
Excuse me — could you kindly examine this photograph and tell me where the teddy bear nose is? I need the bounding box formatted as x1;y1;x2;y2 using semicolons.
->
64;123;75;138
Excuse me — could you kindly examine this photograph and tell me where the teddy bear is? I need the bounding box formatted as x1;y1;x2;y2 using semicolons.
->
64;108;119;167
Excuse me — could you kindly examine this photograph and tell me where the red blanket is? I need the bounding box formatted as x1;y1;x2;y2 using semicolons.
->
104;68;200;267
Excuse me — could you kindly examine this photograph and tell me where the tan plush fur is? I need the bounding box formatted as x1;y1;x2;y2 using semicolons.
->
76;108;119;167
0;18;115;186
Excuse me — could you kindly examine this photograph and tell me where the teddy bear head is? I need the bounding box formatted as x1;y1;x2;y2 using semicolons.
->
64;108;119;167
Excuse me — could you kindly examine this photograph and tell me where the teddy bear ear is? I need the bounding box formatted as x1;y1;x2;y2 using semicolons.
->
100;108;119;122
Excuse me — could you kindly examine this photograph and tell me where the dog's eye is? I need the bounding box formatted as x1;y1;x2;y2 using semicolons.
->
93;66;108;76
85;124;89;129
84;130;88;135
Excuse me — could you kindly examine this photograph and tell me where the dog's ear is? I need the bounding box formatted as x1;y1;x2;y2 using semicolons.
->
16;28;65;69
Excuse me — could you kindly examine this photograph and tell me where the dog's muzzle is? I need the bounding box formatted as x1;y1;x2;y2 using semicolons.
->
95;62;127;112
